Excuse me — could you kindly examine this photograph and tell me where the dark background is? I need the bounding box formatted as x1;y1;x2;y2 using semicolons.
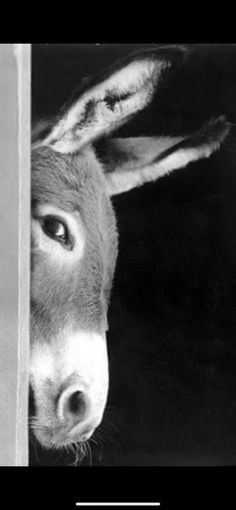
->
31;43;236;466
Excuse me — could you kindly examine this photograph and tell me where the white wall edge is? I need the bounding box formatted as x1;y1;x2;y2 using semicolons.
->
15;43;31;466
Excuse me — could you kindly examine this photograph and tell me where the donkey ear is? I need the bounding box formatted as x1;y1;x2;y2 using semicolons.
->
32;47;184;154
101;116;231;196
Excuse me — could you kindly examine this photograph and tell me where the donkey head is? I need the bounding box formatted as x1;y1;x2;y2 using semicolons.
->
30;46;230;449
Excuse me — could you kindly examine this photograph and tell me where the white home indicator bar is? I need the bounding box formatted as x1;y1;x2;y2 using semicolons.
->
76;504;161;507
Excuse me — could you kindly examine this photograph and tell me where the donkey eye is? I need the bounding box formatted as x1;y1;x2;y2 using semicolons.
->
41;215;72;248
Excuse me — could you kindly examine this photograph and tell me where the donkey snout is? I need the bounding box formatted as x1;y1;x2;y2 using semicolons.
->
30;381;104;448
30;330;109;448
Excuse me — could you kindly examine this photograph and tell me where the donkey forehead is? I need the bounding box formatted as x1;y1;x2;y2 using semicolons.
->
31;145;105;214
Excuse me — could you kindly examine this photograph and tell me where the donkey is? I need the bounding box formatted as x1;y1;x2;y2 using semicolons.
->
30;44;232;451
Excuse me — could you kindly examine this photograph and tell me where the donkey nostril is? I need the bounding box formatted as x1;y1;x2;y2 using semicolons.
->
68;391;85;415
58;387;88;426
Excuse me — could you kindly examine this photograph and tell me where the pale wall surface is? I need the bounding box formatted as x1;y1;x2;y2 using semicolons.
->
0;44;30;466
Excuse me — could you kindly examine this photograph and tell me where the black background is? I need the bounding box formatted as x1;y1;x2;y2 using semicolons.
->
1;466;234;508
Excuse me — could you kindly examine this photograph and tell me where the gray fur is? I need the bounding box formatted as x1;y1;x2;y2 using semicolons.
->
31;146;118;344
